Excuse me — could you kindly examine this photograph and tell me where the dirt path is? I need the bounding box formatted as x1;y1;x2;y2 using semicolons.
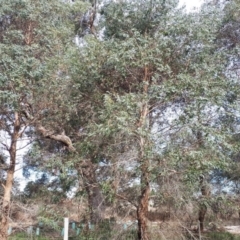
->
225;226;240;235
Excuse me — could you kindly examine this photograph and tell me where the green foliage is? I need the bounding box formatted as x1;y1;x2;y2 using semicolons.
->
101;0;178;39
0;0;77;130
67;0;239;206
37;208;61;231
206;231;240;240
2;0;240;236
9;232;49;240
100;180;115;203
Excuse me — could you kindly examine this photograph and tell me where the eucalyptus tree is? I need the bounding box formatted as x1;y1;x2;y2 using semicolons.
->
0;0;77;238
70;0;235;238
202;0;240;221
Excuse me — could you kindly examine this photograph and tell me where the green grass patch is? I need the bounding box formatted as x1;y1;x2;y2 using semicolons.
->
9;232;49;240
206;232;240;240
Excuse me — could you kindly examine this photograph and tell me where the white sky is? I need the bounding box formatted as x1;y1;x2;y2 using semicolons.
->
179;0;204;11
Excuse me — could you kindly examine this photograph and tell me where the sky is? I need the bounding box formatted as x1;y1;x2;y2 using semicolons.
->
179;0;204;11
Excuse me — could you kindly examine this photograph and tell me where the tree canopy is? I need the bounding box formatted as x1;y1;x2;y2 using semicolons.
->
0;0;240;239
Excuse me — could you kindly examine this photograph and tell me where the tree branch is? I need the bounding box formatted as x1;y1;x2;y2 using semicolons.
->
37;125;75;152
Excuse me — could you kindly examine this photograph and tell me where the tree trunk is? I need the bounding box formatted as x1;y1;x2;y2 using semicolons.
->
198;204;207;232
137;158;150;240
198;175;210;232
137;66;150;240
0;112;20;240
81;160;105;224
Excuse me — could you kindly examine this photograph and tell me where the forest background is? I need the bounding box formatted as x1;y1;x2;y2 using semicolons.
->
0;0;240;239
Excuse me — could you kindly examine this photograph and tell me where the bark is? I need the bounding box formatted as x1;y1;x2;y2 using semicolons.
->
21;106;76;152
37;125;75;152
137;158;150;240
198;204;207;232
81;160;105;224
196;130;210;233
136;66;150;240
0;112;20;240
137;129;150;240
198;176;210;232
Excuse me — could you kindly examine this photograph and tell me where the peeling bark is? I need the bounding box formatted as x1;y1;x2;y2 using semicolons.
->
136;66;150;240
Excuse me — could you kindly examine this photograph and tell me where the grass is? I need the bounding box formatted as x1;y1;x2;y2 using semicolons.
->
8;228;137;240
8;226;240;240
9;232;50;240
205;232;240;240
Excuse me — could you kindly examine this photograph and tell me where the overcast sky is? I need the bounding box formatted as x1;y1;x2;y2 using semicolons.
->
179;0;204;11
